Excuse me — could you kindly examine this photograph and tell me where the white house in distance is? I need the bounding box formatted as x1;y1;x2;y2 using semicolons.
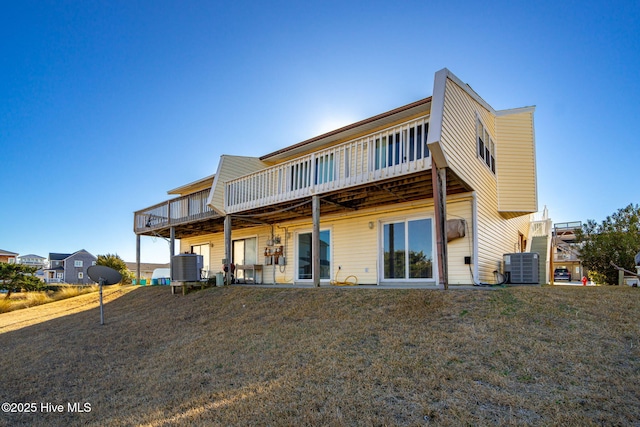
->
17;254;48;270
134;68;550;287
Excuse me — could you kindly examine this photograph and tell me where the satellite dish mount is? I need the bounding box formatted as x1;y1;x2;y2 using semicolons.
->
87;265;122;325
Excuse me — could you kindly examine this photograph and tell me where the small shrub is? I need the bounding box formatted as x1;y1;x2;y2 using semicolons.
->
0;297;11;314
53;285;98;301
24;292;53;308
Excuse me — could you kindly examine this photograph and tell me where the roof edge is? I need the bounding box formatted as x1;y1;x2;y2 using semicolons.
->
259;97;432;161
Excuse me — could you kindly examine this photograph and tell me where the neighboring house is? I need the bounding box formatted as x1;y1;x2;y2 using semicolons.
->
44;250;97;284
0;249;18;264
134;68;545;286
552;221;584;281
124;262;170;281
17;254;48;270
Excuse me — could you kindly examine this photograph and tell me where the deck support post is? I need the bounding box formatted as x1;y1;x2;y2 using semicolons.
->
136;234;141;285
224;215;232;285
312;195;321;287
432;162;448;289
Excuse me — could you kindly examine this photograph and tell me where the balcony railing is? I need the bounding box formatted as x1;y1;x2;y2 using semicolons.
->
225;116;431;213
134;188;218;234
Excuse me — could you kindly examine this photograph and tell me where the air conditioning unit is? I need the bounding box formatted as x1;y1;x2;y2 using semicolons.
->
171;254;203;282
503;253;539;284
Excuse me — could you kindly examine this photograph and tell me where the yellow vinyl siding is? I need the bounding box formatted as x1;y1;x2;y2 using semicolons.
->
475;193;532;282
446;197;474;285
208;155;269;214
331;219;378;284
180;234;223;276
439;77;534;284
181;194;480;285
496;110;537;215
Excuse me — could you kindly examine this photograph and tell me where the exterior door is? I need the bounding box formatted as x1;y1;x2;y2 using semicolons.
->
191;244;210;277
297;230;331;281
381;218;434;282
233;237;257;281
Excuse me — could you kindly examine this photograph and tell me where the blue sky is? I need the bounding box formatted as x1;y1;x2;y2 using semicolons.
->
1;1;639;263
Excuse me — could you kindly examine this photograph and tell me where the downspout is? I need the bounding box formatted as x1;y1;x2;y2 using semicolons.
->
472;191;479;284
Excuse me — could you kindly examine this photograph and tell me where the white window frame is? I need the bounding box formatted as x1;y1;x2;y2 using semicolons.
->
74;260;83;267
379;215;437;284
295;227;332;283
476;115;496;174
78;272;84;279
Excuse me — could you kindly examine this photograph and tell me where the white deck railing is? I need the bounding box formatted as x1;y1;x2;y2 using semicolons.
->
225;116;431;213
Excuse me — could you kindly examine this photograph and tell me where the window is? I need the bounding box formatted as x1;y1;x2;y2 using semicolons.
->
74;260;83;267
374;122;429;170
477;118;495;174
297;230;331;280
382;218;434;281
78;272;84;279
56;272;63;279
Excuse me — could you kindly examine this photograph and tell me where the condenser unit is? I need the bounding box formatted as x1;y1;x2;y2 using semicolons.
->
171;254;203;282
503;253;539;284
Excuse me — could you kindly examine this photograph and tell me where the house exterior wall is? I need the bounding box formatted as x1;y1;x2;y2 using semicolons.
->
437;72;535;284
63;251;97;284
208;156;269;214
496;109;537;215
163;69;538;287
0;255;17;264
181;193;476;285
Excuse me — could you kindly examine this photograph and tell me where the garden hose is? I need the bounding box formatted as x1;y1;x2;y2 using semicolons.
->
330;270;358;286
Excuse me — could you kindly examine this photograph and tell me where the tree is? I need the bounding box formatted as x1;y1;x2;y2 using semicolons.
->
0;263;44;298
96;254;133;285
576;204;640;285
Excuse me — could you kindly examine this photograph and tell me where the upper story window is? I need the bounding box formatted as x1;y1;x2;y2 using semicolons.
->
74;260;83;267
374;121;429;170
477;118;495;174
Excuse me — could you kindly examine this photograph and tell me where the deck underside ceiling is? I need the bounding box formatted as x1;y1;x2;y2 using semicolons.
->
137;169;472;239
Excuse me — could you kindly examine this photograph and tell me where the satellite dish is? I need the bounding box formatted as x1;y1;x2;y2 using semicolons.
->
87;265;122;285
87;265;122;325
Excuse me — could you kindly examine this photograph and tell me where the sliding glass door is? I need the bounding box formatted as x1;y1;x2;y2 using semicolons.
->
297;230;331;281
382;218;434;282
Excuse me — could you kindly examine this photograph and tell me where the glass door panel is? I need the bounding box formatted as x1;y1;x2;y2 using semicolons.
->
408;219;433;279
297;230;331;280
383;222;406;279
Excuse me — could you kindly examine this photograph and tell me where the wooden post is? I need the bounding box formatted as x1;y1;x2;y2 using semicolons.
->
224;215;232;285
312;195;320;287
432;162;448;289
136;234;141;285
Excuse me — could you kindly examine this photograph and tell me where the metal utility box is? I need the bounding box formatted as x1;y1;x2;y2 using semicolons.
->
503;253;539;284
171;254;203;282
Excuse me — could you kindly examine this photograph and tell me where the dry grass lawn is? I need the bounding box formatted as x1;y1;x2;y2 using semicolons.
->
0;285;104;315
0;285;638;426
